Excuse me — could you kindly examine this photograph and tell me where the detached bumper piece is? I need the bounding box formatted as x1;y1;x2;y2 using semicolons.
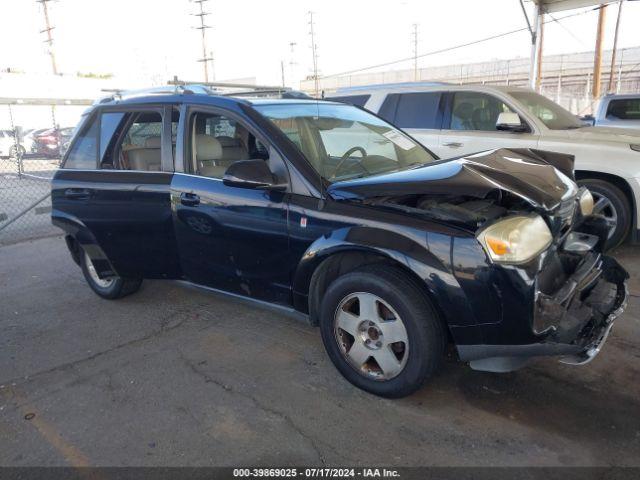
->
557;256;628;365
537;254;628;364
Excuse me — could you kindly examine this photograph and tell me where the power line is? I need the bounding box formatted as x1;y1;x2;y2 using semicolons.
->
319;5;611;80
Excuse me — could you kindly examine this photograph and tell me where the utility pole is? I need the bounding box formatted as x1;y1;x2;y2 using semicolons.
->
592;4;607;99
288;42;298;89
281;60;285;87
556;55;563;104
535;13;544;91
411;24;418;81
308;11;319;98
37;0;58;75
608;0;624;93
193;0;214;83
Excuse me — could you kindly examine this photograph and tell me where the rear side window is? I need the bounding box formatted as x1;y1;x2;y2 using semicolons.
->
378;92;442;129
64;115;99;169
325;94;371;108
394;93;442;129
606;99;640;120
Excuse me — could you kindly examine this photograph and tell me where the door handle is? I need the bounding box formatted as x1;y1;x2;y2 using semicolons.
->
443;142;463;148
64;188;91;200
180;192;200;207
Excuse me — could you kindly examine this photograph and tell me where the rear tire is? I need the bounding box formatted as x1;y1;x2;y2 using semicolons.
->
80;250;142;300
578;179;631;250
319;264;446;398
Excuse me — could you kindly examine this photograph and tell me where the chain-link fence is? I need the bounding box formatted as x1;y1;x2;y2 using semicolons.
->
0;101;89;246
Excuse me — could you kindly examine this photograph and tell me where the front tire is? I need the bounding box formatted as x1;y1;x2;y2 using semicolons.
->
578;179;631;250
319;265;446;398
80;250;142;299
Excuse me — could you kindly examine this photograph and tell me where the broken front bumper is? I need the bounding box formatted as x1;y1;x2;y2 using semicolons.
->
557;259;628;365
460;252;628;373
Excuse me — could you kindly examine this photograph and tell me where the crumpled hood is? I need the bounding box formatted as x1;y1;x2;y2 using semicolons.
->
327;148;578;212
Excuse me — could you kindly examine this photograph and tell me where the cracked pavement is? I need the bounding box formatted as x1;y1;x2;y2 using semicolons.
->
1;236;639;466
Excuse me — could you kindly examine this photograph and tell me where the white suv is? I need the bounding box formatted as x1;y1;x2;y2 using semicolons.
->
327;84;640;248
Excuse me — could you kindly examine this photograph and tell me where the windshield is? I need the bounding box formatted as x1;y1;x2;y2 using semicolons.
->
255;103;436;182
510;91;583;130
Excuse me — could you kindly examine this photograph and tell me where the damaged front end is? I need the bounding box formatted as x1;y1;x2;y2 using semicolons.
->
328;148;629;371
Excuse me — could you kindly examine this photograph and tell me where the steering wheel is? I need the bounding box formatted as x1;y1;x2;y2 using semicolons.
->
330;146;368;179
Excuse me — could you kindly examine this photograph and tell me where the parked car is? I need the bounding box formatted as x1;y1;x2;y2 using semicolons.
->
327;83;640;249
593;93;640;130
33;127;74;157
51;88;628;398
22;128;49;154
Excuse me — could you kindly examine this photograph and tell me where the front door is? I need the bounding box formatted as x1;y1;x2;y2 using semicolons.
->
436;91;539;158
171;108;291;305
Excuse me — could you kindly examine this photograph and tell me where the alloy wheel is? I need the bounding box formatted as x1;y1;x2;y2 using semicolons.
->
84;252;115;288
333;292;409;381
591;191;618;240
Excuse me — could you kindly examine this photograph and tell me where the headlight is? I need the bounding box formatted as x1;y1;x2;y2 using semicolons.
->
579;188;594;215
631;144;640;152
477;215;552;264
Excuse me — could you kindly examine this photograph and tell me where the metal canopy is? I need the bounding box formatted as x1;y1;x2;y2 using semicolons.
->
531;0;603;14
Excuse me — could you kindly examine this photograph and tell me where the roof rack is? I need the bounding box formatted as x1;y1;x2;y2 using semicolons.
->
168;76;304;98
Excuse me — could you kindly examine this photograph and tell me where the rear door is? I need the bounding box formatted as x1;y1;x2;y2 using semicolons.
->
376;92;443;154
170;105;291;304
437;91;539;158
51;105;181;279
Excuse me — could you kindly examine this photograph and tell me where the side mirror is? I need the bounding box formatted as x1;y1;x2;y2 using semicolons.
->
496;112;527;132
223;159;286;191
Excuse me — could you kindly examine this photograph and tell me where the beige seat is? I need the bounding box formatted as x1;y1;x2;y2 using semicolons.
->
195;134;227;178
216;136;248;162
127;136;161;171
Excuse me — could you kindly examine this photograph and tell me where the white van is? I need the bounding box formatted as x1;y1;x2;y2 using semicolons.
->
327;83;640;248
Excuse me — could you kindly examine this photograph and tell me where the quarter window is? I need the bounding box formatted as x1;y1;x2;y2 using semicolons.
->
324;95;371;108
64;114;99;169
449;92;516;131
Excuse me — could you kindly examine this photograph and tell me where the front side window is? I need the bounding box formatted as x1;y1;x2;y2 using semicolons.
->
510;90;583;130
64;114;99;169
606;98;640;121
190;112;269;179
255;103;436;182
449;92;516;131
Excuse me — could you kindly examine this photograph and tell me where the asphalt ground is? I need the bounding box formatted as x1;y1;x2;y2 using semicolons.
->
0;236;639;467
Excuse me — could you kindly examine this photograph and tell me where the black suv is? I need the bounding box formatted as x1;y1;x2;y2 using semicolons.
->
51;86;628;398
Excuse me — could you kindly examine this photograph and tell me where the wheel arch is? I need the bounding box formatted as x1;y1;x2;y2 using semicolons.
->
52;210;118;277
293;229;454;341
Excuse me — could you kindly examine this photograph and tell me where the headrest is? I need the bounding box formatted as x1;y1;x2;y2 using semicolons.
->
195;134;222;160
216;135;240;147
145;136;161;148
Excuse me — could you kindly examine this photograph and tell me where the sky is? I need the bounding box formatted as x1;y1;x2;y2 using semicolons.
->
1;0;640;89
